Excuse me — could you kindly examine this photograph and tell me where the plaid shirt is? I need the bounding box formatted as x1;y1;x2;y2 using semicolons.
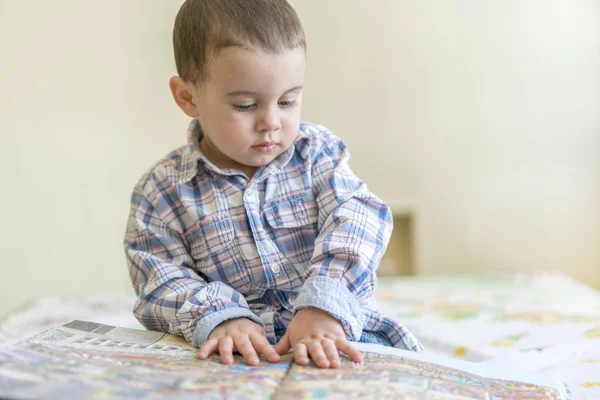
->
124;120;423;351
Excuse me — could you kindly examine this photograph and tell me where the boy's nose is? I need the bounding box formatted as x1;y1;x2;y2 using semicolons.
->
255;107;281;133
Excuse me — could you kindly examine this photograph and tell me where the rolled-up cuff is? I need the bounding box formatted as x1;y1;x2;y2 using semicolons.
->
294;276;364;341
191;307;263;347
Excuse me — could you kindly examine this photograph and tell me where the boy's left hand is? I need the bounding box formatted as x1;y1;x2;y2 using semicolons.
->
273;308;363;368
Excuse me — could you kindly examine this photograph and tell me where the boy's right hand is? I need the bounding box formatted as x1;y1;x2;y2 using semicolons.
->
197;317;280;366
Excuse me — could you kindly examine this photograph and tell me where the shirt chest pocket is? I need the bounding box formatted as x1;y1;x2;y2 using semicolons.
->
186;213;246;286
263;191;319;266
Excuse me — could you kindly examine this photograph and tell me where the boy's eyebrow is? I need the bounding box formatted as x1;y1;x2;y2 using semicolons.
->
225;85;303;97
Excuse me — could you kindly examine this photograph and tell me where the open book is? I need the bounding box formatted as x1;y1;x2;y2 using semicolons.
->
0;320;571;399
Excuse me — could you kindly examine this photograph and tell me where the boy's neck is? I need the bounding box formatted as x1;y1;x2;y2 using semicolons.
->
199;137;257;179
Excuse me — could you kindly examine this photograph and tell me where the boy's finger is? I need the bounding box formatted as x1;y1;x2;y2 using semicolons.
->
322;339;341;368
292;342;309;365
251;334;280;363
273;332;291;355
198;338;218;359
234;336;259;366
307;341;329;368
219;336;235;365
336;339;363;364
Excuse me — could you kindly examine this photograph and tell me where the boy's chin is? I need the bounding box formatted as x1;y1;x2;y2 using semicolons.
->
243;155;280;168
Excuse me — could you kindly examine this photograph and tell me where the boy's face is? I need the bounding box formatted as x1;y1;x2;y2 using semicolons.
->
177;47;305;175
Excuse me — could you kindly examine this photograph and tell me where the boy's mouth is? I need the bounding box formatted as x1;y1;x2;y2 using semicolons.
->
251;142;278;153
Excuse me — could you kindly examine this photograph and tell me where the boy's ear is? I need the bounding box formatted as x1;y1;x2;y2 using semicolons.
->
169;76;199;118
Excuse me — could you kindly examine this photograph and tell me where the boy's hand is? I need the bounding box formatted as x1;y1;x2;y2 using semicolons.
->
273;308;363;368
197;318;280;366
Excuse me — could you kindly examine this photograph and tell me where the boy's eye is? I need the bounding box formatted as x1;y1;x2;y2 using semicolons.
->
233;104;257;112
233;100;297;112
278;100;297;108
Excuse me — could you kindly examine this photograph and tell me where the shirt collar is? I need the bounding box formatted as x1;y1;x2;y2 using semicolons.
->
178;119;207;183
178;119;307;183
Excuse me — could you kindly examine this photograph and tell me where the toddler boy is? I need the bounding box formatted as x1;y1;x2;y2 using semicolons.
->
124;0;423;368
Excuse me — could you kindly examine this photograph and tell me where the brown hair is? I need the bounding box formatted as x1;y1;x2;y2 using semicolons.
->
173;0;306;84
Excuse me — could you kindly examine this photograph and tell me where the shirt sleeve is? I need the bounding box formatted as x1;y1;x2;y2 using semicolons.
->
124;177;262;347
293;135;393;341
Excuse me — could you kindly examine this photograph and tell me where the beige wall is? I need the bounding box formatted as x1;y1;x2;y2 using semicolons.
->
292;0;600;285
0;0;189;316
1;1;599;317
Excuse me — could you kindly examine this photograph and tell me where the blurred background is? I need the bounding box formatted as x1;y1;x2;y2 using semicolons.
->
1;0;598;319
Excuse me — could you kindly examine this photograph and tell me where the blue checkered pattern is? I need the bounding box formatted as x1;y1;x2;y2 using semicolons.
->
124;120;423;352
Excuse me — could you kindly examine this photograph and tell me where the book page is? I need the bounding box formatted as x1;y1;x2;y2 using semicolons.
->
0;320;291;400
273;342;571;399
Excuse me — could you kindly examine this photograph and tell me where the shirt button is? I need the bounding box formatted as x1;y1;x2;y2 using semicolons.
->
271;264;281;274
288;294;297;304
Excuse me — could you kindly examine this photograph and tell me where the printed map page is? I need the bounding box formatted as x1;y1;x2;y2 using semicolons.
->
0;321;570;399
